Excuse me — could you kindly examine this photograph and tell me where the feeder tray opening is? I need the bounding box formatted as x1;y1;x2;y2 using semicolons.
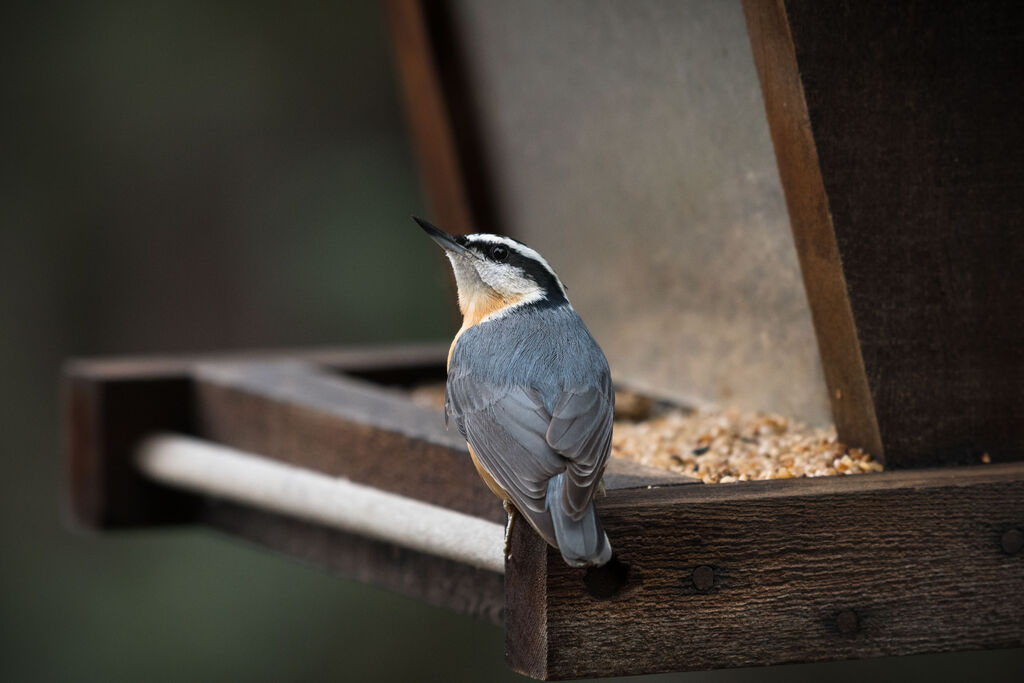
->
410;382;884;484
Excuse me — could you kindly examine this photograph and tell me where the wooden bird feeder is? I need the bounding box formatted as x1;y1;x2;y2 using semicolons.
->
64;1;1024;679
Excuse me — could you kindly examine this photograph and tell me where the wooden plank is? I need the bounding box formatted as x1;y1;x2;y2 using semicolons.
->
66;347;695;627
64;369;200;529
386;0;503;236
65;344;694;530
63;342;450;382
193;360;506;523
506;462;1024;679
63;343;450;530
741;0;880;455
192;360;697;525
744;0;1024;467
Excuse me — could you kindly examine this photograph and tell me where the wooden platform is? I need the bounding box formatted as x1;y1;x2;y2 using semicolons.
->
64;344;1024;678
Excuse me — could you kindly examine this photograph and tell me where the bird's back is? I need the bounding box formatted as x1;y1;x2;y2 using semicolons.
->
447;304;615;566
449;305;610;411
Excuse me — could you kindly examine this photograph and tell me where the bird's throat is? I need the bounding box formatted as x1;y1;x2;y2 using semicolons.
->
447;288;524;369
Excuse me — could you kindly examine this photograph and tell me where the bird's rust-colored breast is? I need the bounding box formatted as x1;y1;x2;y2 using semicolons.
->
446;289;525;369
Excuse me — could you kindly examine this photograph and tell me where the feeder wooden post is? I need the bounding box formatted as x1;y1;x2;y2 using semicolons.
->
744;0;1024;468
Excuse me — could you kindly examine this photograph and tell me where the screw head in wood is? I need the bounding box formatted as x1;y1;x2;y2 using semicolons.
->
691;565;714;591
1001;528;1023;555
836;610;859;635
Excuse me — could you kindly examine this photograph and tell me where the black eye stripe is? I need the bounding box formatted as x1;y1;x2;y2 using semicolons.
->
489;245;509;261
464;237;568;306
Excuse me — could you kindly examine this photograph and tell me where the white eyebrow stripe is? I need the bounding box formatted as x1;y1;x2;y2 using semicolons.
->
465;233;567;297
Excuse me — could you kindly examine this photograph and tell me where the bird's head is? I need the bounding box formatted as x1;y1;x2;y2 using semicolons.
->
415;217;568;322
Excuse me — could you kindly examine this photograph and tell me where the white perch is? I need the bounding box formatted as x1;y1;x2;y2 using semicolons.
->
136;433;506;574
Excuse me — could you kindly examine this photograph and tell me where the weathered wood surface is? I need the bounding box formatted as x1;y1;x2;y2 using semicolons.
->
193;360;697;524
507;462;1024;679
63;346;503;621
65;344;694;530
63;343;450;529
66;345;1024;674
194;360;506;523
387;0;502;237
64;345;694;625
64;343;450;383
65;368;200;528
744;0;1024;468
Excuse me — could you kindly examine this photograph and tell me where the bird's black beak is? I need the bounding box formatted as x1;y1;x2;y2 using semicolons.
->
413;216;475;257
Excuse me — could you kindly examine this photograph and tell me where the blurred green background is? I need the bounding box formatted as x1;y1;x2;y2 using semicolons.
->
1;1;1020;681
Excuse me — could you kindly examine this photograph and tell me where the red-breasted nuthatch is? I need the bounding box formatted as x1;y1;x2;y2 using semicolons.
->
416;217;613;567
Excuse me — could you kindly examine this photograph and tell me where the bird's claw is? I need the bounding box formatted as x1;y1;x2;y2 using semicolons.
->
503;499;517;560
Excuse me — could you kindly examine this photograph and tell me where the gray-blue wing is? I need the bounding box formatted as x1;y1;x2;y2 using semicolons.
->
546;375;615;519
446;371;614;543
447;379;562;543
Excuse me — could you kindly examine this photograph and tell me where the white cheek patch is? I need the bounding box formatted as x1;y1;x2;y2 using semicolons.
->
474;261;538;297
443;235;571;324
466;233;567;298
472;261;549;323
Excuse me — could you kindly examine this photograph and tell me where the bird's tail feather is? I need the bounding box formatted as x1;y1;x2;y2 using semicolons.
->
547;473;612;567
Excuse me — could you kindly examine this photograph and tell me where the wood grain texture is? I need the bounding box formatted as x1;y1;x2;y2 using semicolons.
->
65;344;695;531
193;360;507;524
64;346;511;623
506;515;550;675
63;343;451;529
192;360;697;524
745;0;1024;467
507;462;1024;679
742;0;880;454
65;346;695;628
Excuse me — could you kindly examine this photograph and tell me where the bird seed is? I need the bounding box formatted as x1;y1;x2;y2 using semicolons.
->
409;383;884;483
611;393;883;483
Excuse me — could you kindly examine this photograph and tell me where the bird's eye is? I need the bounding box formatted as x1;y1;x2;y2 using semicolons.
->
489;245;508;262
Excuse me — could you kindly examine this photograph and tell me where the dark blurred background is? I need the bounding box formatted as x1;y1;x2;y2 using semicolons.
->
1;1;1020;682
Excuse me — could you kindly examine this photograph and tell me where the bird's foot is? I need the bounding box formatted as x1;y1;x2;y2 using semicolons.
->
503;500;517;559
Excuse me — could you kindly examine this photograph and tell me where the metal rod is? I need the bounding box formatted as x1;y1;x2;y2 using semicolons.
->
136;433;506;574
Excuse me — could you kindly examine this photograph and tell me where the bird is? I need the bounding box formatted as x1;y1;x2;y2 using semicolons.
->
415;216;614;568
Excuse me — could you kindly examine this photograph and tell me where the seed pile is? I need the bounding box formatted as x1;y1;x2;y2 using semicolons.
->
407;383;884;483
611;402;883;483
